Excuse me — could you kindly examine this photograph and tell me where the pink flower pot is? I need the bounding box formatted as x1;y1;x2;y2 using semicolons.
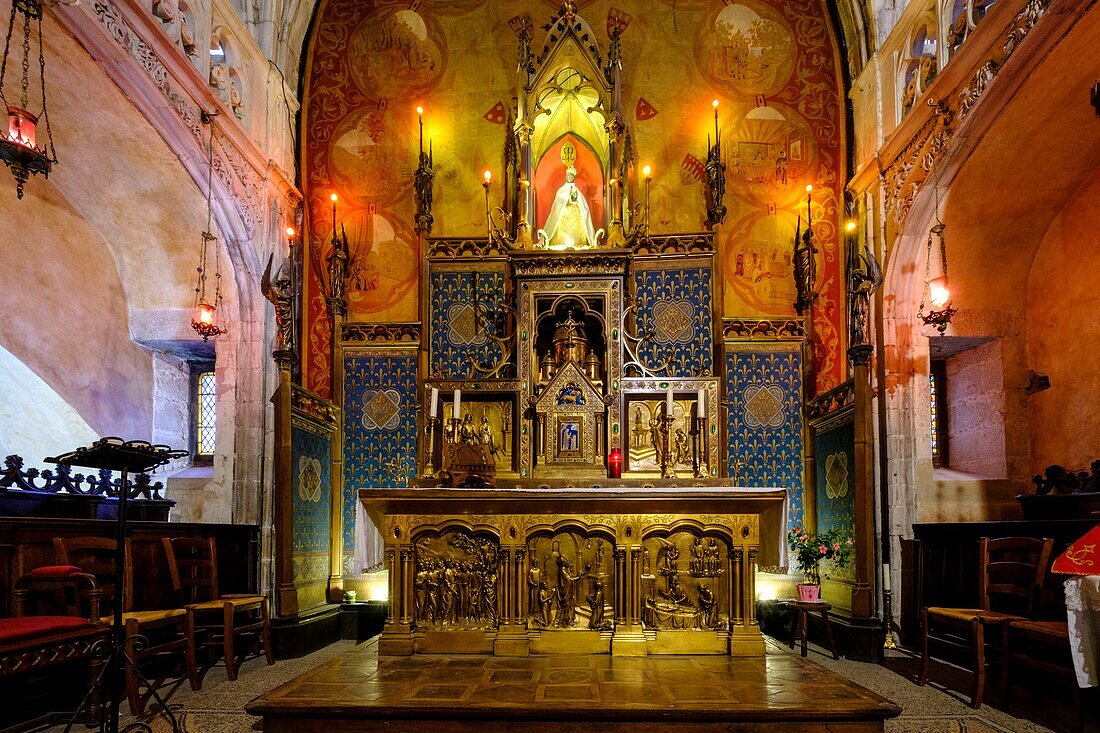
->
797;583;820;603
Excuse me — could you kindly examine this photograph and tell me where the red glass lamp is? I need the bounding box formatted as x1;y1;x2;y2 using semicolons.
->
0;0;57;199
608;448;623;479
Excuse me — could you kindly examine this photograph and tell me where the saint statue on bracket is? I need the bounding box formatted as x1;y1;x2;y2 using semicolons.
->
537;141;604;249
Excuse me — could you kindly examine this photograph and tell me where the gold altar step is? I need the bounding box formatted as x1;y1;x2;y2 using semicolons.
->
246;639;901;732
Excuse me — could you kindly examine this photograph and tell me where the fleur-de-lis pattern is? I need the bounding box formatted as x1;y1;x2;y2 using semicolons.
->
343;353;418;571
725;349;804;530
291;424;333;607
635;266;714;375
813;419;856;580
430;271;507;378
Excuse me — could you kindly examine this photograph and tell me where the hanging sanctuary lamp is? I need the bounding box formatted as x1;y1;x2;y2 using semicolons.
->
0;0;56;198
191;114;227;342
918;182;958;334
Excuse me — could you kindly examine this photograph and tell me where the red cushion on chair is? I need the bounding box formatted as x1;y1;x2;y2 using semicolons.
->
30;565;84;577
0;616;97;645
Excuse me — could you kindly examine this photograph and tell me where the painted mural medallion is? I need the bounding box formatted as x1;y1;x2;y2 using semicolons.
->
695;0;795;97
824;451;849;499
722;210;799;315
327;209;418;320
742;383;785;429
361;388;403;431
330;109;415;208
725;102;819;208
347;9;446;99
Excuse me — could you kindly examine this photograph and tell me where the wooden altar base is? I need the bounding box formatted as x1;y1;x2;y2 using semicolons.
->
246;640;901;732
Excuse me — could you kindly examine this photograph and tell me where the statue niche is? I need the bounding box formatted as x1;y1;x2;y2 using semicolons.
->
532;304;607;471
536;141;604;249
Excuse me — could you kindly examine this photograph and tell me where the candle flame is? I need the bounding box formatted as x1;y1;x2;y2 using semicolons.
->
845;220;857;232
805;184;813;194
330;193;338;203
483;169;492;183
712;99;719;109
642;165;652;178
286;226;296;237
416;105;424;116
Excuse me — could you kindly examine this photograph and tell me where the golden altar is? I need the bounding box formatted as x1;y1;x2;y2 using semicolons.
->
361;486;786;657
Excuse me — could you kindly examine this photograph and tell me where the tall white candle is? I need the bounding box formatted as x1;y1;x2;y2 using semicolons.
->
697;388;706;419
453;389;461;419
882;563;891;592
429;387;439;418
665;388;673;417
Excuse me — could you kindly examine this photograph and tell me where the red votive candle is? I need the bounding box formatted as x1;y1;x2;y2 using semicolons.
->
608;448;623;479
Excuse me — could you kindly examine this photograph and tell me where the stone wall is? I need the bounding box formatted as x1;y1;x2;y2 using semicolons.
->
1027;169;1100;474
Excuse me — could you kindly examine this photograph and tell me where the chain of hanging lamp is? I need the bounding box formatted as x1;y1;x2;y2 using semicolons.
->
191;115;227;342
918;177;958;334
0;0;56;199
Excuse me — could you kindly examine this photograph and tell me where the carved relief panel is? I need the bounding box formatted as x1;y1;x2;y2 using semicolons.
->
525;530;615;631
413;529;499;630
641;531;729;631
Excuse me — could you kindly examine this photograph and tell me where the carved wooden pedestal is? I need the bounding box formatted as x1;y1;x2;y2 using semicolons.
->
361;487;786;657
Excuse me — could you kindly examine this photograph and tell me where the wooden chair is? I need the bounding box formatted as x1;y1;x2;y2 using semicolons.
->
1002;619;1087;732
54;536;199;714
3;568;109;730
162;537;273;681
918;536;1053;708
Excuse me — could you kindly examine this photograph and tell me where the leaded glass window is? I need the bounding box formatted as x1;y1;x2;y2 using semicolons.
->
197;371;216;456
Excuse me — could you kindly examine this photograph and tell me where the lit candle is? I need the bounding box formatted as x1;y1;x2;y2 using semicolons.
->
429;387;439;419
665;388;673;417
416;105;424;156
805;184;813;231
453;389;461;419
483;169;492;187
697;388;706;419
285;226;296;238
882;563;891;592
330;192;338;234
642;165;652;181
7;107;37;150
712;98;720;143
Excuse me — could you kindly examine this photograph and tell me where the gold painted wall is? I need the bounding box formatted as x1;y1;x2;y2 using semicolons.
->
302;0;846;397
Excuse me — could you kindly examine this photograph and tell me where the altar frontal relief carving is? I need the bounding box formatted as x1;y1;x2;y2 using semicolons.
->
413;530;499;630
642;532;729;631
526;531;614;631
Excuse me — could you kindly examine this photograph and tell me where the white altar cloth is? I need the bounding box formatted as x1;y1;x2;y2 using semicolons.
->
1065;574;1100;688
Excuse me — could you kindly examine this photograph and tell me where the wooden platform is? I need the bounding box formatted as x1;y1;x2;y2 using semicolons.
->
246;641;901;731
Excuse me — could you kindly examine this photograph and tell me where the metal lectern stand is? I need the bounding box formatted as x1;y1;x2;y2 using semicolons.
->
47;438;187;733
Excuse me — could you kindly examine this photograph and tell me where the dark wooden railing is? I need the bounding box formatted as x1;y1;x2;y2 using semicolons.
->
0;454;175;521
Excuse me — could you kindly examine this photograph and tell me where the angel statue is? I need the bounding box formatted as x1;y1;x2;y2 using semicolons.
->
261;253;297;360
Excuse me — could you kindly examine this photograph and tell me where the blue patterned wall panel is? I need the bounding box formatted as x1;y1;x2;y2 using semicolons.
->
814;417;856;580
430;270;506;378
291;423;332;610
343;352;418;572
725;349;805;532
634;266;713;376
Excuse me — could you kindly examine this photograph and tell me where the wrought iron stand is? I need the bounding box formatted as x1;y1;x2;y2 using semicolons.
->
48;438;187;733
